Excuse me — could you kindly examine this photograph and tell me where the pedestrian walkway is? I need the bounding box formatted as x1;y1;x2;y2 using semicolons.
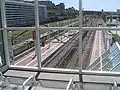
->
90;31;105;65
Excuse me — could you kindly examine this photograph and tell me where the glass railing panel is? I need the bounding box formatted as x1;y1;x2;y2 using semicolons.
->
84;27;118;71
7;29;37;67
82;0;120;73
37;0;79;70
42;30;79;70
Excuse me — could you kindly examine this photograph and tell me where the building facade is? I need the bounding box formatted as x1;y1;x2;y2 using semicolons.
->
0;0;47;27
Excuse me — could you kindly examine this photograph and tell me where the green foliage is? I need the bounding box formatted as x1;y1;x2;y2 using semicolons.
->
113;34;120;44
46;18;77;27
10;18;77;41
11;30;32;40
110;30;120;44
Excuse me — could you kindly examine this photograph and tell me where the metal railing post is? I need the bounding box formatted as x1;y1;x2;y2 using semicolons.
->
1;0;10;66
113;81;118;90
79;0;83;82
66;78;74;90
34;0;41;69
22;75;35;90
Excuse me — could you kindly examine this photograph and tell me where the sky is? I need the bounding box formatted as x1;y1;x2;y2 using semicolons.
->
25;0;120;11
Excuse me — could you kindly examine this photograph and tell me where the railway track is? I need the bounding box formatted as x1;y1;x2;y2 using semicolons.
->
12;21;79;59
42;31;89;68
41;32;78;67
14;30;92;68
65;31;94;69
61;31;92;69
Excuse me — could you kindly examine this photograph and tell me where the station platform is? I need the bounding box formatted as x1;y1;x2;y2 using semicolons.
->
14;33;71;66
90;31;105;65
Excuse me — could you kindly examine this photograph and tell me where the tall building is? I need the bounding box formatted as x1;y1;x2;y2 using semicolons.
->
11;0;24;1
24;0;56;9
56;3;65;10
0;0;47;27
117;9;120;13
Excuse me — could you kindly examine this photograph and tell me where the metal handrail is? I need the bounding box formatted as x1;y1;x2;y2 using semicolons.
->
113;81;118;90
0;72;6;81
66;78;74;90
4;27;120;31
22;75;35;90
0;72;6;87
0;72;3;78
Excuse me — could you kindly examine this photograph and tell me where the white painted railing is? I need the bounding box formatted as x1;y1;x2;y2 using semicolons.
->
113;81;118;90
22;75;36;90
66;78;74;90
0;72;6;87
